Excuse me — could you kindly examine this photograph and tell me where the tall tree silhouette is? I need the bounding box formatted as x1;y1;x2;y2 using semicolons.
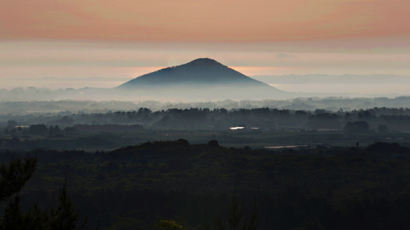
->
0;159;86;230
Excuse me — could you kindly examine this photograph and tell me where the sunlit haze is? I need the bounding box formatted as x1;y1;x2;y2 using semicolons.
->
1;0;410;95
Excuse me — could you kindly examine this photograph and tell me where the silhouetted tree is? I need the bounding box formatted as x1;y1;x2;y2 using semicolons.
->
0;158;36;202
215;198;257;230
0;159;86;230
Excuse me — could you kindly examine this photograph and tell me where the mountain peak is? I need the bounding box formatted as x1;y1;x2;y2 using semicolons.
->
118;58;274;89
187;58;223;66
116;58;284;99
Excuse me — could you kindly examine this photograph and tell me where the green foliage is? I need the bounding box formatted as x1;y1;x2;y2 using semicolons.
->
0;159;86;230
2;141;410;229
48;182;87;230
157;219;183;230
0;158;36;201
215;199;257;230
293;219;325;230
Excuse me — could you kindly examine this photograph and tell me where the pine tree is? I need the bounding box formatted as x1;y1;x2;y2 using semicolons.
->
0;159;86;230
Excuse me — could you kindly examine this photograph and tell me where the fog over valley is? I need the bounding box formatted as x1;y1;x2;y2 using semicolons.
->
2;1;410;228
2;40;410;97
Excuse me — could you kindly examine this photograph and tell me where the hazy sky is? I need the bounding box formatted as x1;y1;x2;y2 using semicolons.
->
1;0;410;41
1;0;410;94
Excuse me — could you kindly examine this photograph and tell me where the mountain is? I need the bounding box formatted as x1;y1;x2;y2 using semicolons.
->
120;58;270;87
117;58;284;100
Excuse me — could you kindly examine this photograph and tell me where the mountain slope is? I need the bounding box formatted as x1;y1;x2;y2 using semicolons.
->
117;58;284;100
119;58;271;87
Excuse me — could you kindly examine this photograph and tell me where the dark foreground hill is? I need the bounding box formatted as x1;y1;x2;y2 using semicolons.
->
2;141;410;230
117;58;284;100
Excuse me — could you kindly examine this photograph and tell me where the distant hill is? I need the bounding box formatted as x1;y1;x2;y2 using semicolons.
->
119;58;271;87
117;58;284;100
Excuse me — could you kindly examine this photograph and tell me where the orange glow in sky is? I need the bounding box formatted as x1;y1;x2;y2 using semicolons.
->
1;0;410;94
1;0;410;42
